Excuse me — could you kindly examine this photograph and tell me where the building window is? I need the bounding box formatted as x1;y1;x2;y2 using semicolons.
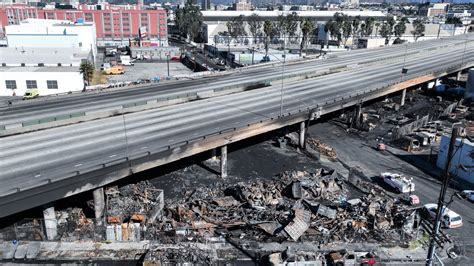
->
47;80;58;89
5;80;17;89
26;80;37;89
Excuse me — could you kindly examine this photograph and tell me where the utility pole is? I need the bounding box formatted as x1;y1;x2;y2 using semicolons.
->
280;34;286;117
426;127;460;266
166;52;170;77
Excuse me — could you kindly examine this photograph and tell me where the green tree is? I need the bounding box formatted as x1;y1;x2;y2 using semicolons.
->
247;13;262;45
79;61;94;86
394;17;408;38
352;16;361;38
285;12;300;44
174;0;203;42
342;15;352;46
325;18;342;44
379;22;392;44
445;17;463;27
374;22;381;37
411;19;425;41
300;17;314;56
263;20;275;58
276;14;287;45
227;15;246;43
361;17;375;37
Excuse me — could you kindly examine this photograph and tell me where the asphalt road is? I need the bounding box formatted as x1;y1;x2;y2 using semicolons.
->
1;39;473;198
0;35;471;128
309;122;474;262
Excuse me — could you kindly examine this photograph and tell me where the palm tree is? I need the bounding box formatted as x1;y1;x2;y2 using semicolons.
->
300;18;314;56
248;13;262;45
263;20;274;58
375;22;381;38
79;61;94;86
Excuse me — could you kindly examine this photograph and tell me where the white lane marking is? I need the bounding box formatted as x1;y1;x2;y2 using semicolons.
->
193;132;198;135
215;127;220;130
168;139;174;142
74;164;83;167
34;174;41;178
109;154;117;158
141;146;148;150
234;121;240;124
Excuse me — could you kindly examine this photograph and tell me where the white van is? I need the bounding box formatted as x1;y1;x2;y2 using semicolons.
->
424;203;463;228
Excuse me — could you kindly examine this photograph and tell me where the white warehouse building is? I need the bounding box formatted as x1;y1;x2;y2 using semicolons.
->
0;67;84;97
5;18;97;57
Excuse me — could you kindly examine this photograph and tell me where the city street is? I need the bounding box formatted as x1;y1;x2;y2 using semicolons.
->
308;121;474;263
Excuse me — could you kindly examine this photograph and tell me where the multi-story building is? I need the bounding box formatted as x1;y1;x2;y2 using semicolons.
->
0;3;168;47
201;0;211;11
233;0;251;11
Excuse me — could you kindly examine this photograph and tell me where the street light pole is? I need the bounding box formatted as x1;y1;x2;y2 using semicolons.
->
280;35;286;117
400;42;408;83
460;32;469;67
426;127;460;266
166;53;170;77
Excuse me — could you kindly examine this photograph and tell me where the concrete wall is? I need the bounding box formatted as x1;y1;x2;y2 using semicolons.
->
436;135;474;184
0;71;84;96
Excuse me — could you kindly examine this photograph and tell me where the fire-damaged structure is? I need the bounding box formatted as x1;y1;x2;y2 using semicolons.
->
140;168;421;263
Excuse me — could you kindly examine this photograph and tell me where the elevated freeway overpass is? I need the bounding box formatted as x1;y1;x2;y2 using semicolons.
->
0;35;471;136
1;35;473;218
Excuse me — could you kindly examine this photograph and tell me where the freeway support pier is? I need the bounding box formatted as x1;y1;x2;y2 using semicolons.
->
43;205;57;241
299;121;306;149
220;146;227;178
400;89;407;107
93;187;105;225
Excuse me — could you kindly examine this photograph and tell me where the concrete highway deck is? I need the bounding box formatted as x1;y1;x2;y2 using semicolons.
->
0;35;473;217
0;36;471;134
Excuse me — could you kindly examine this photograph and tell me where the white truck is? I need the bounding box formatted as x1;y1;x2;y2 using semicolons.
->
120;55;135;66
380;172;415;193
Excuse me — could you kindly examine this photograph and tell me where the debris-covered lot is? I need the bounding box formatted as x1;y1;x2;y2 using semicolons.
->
158;169;417;245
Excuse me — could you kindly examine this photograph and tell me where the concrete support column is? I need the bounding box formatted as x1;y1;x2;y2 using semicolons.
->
456;71;462;81
401;88;407;107
93;187;105;225
210;148;217;161
43;205;57;241
299;121;306;149
354;104;362;128
220;145;227;178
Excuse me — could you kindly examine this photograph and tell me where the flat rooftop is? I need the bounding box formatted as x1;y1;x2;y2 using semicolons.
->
0;66;79;72
0;47;90;66
202;10;387;20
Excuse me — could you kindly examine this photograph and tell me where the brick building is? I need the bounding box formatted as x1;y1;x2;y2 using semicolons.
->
0;3;168;46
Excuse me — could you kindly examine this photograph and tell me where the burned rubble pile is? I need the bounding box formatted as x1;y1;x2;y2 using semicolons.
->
159;169;416;245
306;137;337;159
105;180;164;225
56;208;95;241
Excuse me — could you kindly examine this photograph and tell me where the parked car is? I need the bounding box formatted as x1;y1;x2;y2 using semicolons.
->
104;66;125;75
401;195;420;206
23;88;39;100
461;190;474;202
423;203;463;228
